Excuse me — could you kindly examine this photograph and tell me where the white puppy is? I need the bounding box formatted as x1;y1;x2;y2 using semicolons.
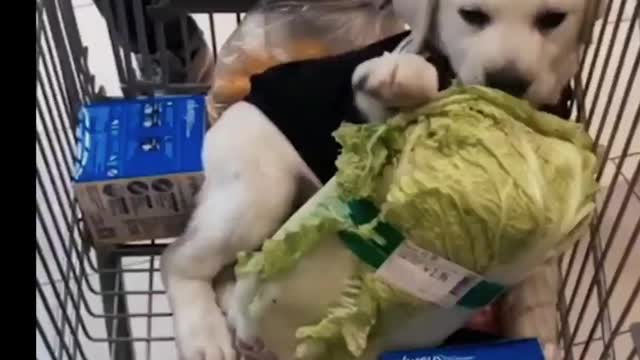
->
161;0;604;359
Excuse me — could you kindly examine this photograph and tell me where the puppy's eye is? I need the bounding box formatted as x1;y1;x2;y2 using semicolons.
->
458;8;491;28
535;11;567;32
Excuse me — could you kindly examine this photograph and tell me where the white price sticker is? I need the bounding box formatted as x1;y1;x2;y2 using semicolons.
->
376;241;481;307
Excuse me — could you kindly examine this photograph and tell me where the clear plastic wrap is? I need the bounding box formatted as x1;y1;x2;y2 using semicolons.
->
207;0;406;122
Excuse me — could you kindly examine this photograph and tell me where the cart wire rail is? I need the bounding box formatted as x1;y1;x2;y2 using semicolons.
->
36;0;639;359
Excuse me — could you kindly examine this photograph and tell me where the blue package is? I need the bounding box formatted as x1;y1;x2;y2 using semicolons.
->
380;339;545;360
72;95;207;243
74;95;206;183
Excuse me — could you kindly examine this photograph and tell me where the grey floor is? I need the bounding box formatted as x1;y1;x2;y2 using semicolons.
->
36;1;639;359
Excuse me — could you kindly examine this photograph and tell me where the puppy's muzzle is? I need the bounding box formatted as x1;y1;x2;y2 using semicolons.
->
485;66;532;98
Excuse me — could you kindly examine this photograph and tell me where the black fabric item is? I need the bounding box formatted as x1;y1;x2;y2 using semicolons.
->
244;31;411;183
244;30;571;184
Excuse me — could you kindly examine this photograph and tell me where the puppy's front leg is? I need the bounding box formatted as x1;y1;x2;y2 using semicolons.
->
501;259;561;360
161;183;252;360
352;52;440;123
162;102;320;360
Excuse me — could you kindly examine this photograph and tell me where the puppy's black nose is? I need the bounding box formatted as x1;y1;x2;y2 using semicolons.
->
485;67;531;97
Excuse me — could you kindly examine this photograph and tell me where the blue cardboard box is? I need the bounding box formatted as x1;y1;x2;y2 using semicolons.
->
380;339;545;360
73;95;206;243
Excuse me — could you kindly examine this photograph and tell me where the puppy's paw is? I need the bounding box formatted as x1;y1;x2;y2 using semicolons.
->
174;300;237;360
501;261;560;360
226;275;262;350
233;330;278;360
541;342;562;360
353;52;439;109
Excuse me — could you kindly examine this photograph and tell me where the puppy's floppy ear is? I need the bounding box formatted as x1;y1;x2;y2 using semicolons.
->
579;0;606;44
391;0;437;53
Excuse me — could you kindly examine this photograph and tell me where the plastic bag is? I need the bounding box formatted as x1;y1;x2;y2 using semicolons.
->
207;0;406;122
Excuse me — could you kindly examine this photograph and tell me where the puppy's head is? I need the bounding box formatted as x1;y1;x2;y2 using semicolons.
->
392;0;604;106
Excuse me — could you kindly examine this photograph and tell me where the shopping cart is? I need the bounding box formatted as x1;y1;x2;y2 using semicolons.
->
35;0;640;359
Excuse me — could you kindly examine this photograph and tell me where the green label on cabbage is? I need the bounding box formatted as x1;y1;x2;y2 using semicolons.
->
339;199;504;309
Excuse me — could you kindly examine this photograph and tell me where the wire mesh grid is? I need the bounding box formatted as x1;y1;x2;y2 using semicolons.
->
35;0;639;359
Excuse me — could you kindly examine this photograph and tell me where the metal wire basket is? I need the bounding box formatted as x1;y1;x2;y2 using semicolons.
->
35;0;639;359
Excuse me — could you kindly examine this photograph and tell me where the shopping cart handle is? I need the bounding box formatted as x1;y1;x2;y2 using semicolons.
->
147;0;257;17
